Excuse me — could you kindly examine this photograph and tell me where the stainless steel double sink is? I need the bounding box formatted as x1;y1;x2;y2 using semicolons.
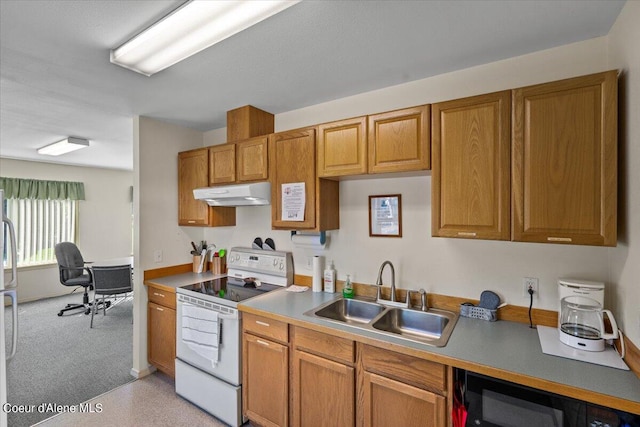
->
304;298;458;347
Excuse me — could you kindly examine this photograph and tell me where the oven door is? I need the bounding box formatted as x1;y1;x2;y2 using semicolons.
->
176;294;242;386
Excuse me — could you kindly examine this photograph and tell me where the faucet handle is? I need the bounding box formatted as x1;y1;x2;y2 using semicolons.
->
419;288;428;311
405;290;414;307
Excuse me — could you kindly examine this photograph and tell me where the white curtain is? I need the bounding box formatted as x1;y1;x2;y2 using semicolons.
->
5;198;77;267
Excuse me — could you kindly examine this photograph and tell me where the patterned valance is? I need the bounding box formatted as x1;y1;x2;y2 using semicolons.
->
0;177;85;200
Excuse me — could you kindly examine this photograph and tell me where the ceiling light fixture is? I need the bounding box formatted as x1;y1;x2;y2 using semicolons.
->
37;137;90;156
110;0;299;76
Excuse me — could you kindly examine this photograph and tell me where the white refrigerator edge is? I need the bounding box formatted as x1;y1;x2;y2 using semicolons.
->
1;189;19;427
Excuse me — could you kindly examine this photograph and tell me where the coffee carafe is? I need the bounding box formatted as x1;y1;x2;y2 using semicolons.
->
559;296;618;351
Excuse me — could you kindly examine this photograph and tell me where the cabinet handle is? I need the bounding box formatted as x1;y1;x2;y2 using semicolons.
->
188;220;196;224
547;237;572;242
457;232;477;237
156;307;164;312
153;292;165;297
256;320;270;327
256;339;270;347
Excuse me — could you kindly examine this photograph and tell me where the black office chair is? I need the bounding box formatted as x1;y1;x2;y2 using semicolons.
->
54;242;108;316
90;264;133;328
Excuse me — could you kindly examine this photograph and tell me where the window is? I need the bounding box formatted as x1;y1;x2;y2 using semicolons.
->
1;177;84;268
4;198;78;267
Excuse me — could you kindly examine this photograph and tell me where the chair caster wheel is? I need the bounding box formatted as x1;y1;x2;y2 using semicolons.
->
85;309;91;315
58;311;63;316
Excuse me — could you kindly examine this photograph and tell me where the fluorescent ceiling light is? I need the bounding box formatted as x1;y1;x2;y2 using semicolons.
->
110;0;299;76
37;137;90;156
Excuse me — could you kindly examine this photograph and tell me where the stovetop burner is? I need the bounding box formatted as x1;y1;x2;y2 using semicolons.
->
179;277;282;304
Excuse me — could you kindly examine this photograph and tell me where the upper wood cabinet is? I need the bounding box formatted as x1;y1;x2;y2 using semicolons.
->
209;144;236;185
178;148;236;227
512;70;617;246
209;136;270;185
317;116;367;177
432;91;511;240
227;105;274;142
237;136;269;182
368;105;431;173
271;129;339;231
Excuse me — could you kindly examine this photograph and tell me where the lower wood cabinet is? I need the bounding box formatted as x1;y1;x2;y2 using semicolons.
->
243;333;288;427
243;313;289;427
292;328;355;427
362;371;446;427
243;320;449;427
146;284;176;378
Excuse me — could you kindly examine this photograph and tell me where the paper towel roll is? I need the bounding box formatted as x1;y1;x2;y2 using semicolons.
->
291;232;327;249
312;256;323;292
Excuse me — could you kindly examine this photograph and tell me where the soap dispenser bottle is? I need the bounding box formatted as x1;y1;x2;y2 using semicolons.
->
342;274;354;299
323;260;336;293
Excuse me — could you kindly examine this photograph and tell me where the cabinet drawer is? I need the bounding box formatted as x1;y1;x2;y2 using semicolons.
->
361;344;446;393
243;313;288;344
147;286;176;310
293;327;354;364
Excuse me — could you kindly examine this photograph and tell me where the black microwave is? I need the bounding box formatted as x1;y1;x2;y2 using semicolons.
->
463;371;639;427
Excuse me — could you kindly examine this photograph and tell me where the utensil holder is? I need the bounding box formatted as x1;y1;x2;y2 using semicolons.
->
193;256;207;273
210;256;226;275
460;304;497;321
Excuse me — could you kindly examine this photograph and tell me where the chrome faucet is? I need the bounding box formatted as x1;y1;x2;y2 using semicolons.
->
419;288;428;311
376;260;396;302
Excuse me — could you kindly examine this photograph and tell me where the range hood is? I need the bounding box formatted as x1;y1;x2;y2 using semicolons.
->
193;182;271;207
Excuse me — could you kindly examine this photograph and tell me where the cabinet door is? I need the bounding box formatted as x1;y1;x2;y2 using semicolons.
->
292;350;355;427
243;333;288;427
368;105;430;173
432;91;511;240
362;372;446;427
271;129;317;229
317;117;367;177
237;136;269;182
512;71;617;246
147;302;176;378
209;144;236;184
178;149;210;226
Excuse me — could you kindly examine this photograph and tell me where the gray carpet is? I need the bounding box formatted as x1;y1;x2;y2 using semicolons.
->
3;291;134;427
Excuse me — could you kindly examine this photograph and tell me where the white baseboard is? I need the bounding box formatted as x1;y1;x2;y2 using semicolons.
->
130;365;156;379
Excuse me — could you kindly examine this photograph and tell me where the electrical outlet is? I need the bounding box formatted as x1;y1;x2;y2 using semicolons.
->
153;250;162;263
522;277;539;298
305;256;313;270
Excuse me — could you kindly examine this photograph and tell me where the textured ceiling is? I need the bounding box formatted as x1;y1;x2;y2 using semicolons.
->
0;0;626;170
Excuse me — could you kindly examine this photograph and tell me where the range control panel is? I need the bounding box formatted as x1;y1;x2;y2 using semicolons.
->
226;247;293;283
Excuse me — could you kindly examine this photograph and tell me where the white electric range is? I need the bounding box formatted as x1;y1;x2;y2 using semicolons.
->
175;247;293;427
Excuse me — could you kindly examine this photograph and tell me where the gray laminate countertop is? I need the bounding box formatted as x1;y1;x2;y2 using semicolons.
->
239;287;640;413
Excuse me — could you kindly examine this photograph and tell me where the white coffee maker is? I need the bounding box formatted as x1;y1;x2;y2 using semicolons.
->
557;279;618;351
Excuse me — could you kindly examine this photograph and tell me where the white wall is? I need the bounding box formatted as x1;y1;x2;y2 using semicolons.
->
133;116;203;375
607;0;640;345
1;158;133;302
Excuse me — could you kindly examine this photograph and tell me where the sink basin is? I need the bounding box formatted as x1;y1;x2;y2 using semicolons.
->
371;308;456;345
304;298;458;347
310;298;386;325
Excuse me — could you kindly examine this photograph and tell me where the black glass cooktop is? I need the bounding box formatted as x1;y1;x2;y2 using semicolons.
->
180;277;281;303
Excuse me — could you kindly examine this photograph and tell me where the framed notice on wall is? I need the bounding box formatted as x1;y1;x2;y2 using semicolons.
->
369;194;402;237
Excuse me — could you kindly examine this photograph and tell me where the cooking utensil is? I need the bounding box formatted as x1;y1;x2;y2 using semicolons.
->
191;242;198;252
264;238;275;251
252;237;263;249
